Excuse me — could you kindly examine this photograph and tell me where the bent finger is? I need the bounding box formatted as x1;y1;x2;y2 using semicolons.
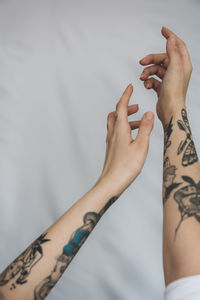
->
134;111;154;152
144;77;161;94
162;56;169;69
129;120;141;130
140;65;166;80
127;104;139;116
140;53;167;66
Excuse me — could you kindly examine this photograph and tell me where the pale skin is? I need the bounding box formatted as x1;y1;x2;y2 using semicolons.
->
140;26;200;285
0;82;154;299
0;26;199;300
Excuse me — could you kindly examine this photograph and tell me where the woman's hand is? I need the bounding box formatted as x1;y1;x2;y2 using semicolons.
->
139;27;193;125
97;84;154;196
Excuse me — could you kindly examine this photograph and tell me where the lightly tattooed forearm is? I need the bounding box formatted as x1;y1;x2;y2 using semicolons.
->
34;196;118;300
0;233;50;290
177;108;198;166
163;157;181;205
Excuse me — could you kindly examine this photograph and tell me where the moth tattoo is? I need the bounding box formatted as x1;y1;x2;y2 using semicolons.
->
177;109;198;166
163;157;181;205
174;176;200;239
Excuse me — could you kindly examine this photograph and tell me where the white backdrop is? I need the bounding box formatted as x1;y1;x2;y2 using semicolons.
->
0;1;200;299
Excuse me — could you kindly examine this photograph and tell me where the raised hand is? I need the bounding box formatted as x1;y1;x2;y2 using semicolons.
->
98;84;154;196
139;27;193;125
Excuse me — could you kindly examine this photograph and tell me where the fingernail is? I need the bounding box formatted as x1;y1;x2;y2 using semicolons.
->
146;111;154;120
140;56;147;63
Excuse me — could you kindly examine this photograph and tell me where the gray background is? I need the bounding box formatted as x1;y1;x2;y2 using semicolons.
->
0;0;199;299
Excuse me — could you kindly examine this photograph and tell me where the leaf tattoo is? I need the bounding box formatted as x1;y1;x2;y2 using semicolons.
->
164;117;173;155
163;157;181;205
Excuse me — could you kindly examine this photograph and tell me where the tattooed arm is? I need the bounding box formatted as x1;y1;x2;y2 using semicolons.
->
0;84;154;300
140;27;200;286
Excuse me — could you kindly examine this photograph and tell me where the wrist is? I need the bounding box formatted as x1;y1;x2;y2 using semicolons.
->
160;102;187;128
94;174;126;198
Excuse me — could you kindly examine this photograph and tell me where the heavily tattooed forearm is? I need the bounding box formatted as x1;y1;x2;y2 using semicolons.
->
0;233;50;290
177;108;198;166
163;157;181;205
34;196;118;300
164;116;173;155
163;109;200;240
174;176;200;239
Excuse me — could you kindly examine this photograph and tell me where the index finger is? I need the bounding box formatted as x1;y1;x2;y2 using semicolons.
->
139;53;168;68
115;84;133;121
161;27;182;43
161;27;191;62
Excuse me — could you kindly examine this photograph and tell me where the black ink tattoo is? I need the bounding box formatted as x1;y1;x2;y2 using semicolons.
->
177;108;198;166
0;233;50;290
164;117;173;155
163;157;181;205
34;196;118;300
174;176;200;239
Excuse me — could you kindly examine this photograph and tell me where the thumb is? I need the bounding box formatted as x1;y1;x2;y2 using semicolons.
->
135;111;154;150
166;35;181;65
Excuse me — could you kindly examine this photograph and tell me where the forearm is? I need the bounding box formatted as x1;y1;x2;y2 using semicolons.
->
0;177;121;300
0;82;154;300
162;105;200;285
